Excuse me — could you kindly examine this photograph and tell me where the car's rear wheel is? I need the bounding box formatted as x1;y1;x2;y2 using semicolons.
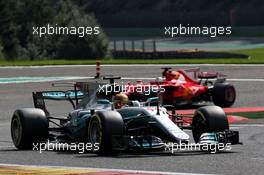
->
212;83;236;107
11;108;49;150
192;106;229;143
88;111;124;154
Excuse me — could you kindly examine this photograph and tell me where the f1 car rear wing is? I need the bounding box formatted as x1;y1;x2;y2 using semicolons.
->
32;82;97;115
183;68;227;80
182;68;226;79
179;68;227;86
162;67;226;82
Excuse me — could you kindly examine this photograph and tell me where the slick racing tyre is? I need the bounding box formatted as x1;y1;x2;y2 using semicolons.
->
11;108;49;150
88;111;124;155
192;106;229;143
212;83;236;107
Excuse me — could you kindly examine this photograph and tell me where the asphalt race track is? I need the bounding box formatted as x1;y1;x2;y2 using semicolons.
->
1;64;264;175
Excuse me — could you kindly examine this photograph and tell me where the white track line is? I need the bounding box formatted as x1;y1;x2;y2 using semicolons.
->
228;78;264;82
0;163;215;175
0;76;92;84
0;146;15;149
1;76;264;84
1;64;264;69
231;124;264;127
122;77;264;82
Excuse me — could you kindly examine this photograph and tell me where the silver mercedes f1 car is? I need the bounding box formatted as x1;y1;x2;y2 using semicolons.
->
11;81;240;154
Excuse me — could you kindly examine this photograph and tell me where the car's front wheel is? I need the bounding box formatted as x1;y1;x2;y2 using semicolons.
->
88;111;124;154
192;106;229;143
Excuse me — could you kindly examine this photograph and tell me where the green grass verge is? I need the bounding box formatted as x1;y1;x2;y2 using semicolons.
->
0;48;264;66
230;112;264;119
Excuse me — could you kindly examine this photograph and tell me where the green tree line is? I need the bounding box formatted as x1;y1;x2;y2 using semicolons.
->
74;0;264;27
0;0;108;60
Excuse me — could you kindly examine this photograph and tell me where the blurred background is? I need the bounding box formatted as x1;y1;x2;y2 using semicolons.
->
0;0;264;61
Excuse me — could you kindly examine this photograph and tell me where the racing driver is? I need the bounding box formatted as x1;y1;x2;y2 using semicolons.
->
114;93;129;109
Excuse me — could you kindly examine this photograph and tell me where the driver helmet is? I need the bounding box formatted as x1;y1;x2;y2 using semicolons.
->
114;93;128;109
166;71;180;81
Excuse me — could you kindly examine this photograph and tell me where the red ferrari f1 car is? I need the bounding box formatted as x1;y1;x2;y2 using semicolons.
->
121;67;236;108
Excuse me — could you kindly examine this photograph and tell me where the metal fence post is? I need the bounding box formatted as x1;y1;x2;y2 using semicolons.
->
132;40;135;52
113;40;117;51
123;40;126;51
153;40;157;52
142;40;145;52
